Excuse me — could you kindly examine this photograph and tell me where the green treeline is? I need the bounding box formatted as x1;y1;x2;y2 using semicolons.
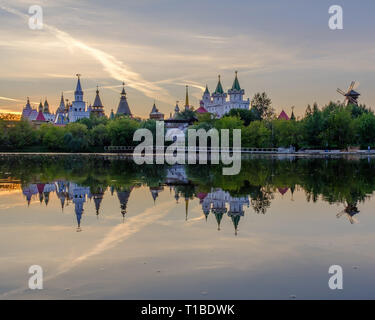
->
1;94;375;151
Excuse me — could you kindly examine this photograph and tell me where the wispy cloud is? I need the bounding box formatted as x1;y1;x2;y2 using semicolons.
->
0;4;173;103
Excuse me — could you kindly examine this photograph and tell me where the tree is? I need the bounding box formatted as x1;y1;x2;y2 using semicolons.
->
355;112;375;147
107;117;141;146
242;121;272;148
90;124;109;146
175;109;197;121
39;124;66;150
250;92;274;120
0;119;7;147
321;107;355;149
64;122;90;151
226;108;256;126
272;119;301;148
214;116;244;145
301;104;324;149
305;104;313;117
7;120;37;149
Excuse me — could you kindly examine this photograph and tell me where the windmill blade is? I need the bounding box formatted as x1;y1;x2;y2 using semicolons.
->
337;88;346;96
352;81;360;90
349;215;358;224
336;209;346;218
348;81;356;92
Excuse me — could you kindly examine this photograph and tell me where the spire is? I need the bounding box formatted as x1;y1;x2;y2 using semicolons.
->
93;85;103;107
151;102;158;113
110;109;115;120
58;92;65;113
93;193;104;216
75;74;83;95
174;101;180;113
290;106;296;120
214;75;224;94
26;97;31;108
43;99;50;113
204;84;210;95
185;85;189;109
231;71;241;91
121;81;126;96
38;100;43;112
116;82;132;116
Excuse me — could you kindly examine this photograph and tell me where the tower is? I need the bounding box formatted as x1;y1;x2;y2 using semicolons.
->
185;85;190;110
212;75;227;105
43;99;50;114
173;101;180;118
202;85;211;105
91;85;105;117
57;93;66;113
68;74;90;122
228;71;244;103
116;82;132;116
149;102;164;120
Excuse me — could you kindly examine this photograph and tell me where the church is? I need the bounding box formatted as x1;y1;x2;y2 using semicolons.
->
21;74;125;126
200;71;250;118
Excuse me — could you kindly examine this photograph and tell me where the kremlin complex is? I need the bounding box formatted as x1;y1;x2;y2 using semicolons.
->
20;72;293;126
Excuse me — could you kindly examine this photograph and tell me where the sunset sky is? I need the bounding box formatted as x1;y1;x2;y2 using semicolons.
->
0;0;375;118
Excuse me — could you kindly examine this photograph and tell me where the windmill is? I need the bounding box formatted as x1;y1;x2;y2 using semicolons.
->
337;81;360;106
336;202;360;224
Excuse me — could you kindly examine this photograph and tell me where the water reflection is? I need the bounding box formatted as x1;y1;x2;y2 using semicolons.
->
19;180;252;235
1;155;373;235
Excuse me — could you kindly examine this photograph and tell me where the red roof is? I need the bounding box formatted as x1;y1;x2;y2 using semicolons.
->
278;110;290;120
196;192;207;200
278;187;289;195
35;110;46;122
196;106;208;114
37;183;45;194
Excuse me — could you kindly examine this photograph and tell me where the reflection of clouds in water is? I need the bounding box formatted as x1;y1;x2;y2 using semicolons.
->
0;201;38;210
57;200;173;273
0;199;174;298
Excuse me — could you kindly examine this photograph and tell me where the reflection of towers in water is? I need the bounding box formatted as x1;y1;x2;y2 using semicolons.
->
210;189;228;231
91;187;105;217
197;193;209;221
202;188;249;235
116;186;133;222
43;183;56;206
32;183;56;206
150;186;164;204
69;182;90;232
22;184;38;206
174;188;180;203
37;183;45;204
228;197;248;236
56;180;68;210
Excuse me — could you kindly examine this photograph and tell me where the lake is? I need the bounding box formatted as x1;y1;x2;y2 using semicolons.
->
1;154;375;299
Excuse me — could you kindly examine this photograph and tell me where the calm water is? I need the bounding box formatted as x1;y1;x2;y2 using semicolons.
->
1;155;375;299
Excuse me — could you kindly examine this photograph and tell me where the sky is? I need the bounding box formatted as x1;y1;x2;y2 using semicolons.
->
0;0;375;118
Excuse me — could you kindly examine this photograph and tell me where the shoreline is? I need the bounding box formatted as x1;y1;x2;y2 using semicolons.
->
1;151;375;158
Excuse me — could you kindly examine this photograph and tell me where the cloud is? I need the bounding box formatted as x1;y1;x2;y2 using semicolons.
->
0;4;173;104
